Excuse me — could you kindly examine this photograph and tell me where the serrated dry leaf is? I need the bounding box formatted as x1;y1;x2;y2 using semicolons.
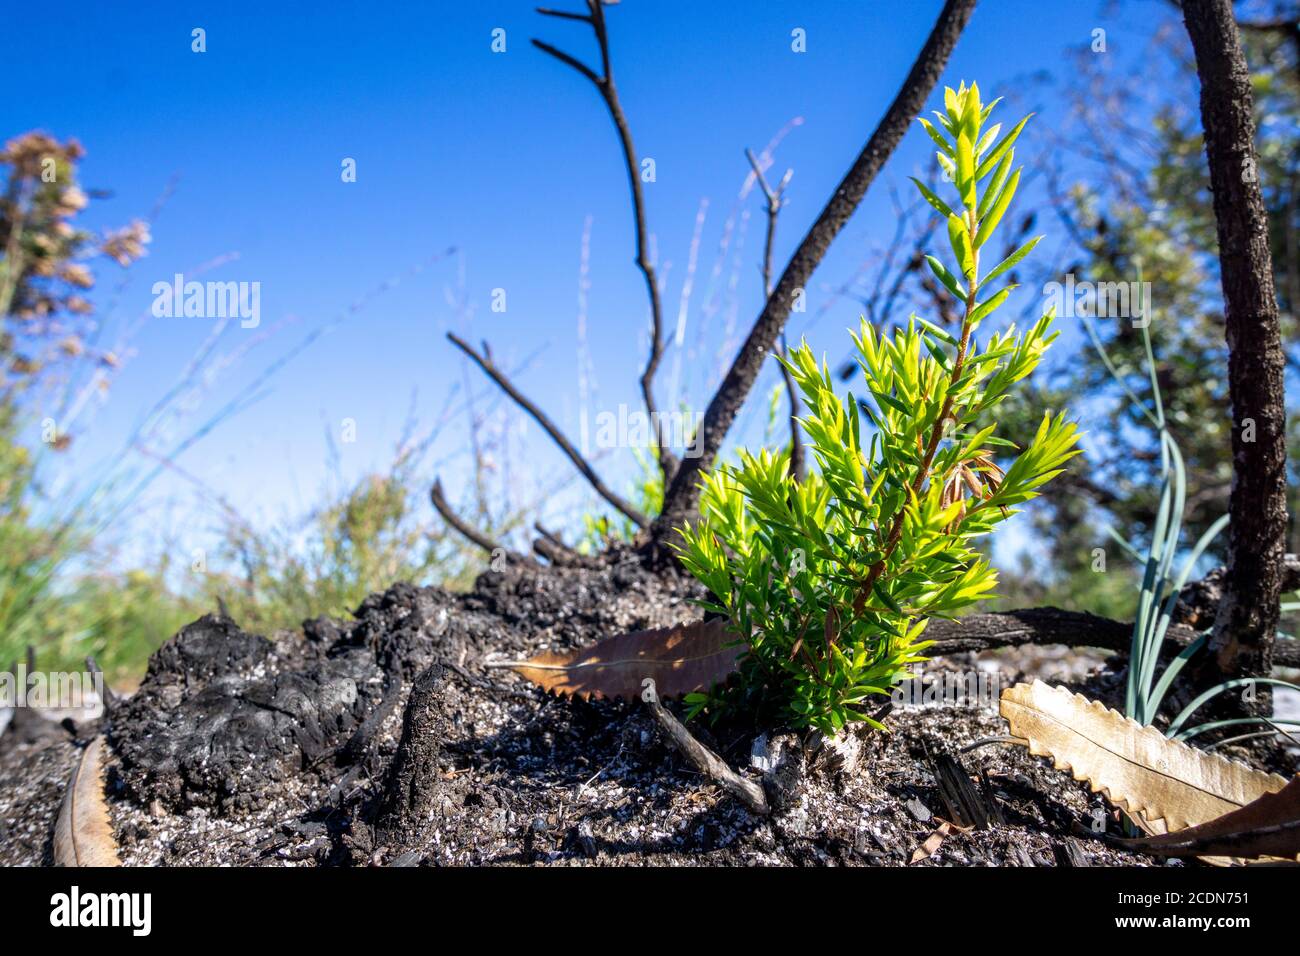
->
999;680;1287;834
1123;777;1300;862
54;735;120;867
495;618;741;700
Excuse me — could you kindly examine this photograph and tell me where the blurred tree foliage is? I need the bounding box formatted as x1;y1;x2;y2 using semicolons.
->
986;7;1300;612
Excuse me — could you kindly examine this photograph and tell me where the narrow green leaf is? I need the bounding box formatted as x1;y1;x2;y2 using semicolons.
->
971;285;1016;325
873;582;903;614
947;214;974;278
975;168;1020;248
915;314;958;346
911;177;955;220
975;114;1031;180
923;334;952;372
956;129;976;208
983;235;1042;285
925;255;966;300
872;389;910;416
918;118;954;157
974;122;1001;160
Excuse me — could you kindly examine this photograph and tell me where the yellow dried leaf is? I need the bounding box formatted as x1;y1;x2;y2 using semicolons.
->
999;680;1287;834
54;736;120;867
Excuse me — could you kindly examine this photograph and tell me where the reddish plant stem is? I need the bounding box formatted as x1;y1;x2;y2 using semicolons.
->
851;233;980;617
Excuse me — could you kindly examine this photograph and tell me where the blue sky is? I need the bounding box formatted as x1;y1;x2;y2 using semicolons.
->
7;0;1173;565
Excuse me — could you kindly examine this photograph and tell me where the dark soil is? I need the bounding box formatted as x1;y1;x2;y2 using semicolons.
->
0;548;1266;867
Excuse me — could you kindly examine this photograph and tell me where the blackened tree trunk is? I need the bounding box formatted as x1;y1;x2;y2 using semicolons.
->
1182;0;1290;706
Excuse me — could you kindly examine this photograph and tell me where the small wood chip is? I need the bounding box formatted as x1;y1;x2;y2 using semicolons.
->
910;821;953;864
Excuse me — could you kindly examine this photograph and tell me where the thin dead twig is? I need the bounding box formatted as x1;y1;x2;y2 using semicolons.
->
430;477;528;560
745;147;804;483
643;679;769;816
447;332;649;528
534;0;677;481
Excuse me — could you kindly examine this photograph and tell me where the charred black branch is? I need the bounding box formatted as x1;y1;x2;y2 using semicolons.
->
532;1;677;480
446;333;649;528
430;477;528;561
923;606;1300;669
746;147;805;484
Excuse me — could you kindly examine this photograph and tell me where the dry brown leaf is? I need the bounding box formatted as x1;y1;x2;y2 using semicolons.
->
495;618;741;700
1123;777;1300;862
53;735;120;867
910;821;952;864
1000;680;1287;834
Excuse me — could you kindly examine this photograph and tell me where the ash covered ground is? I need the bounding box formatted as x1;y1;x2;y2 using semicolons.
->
0;550;1214;866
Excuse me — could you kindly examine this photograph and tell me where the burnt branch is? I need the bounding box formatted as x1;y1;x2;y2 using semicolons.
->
447;332;649;528
536;6;593;25
532;1;677;481
531;39;600;86
534;522;574;553
923;606;1300;669
377;665;447;847
430;478;527;560
644;681;770;816
655;0;979;540
533;522;602;567
746;147;805;483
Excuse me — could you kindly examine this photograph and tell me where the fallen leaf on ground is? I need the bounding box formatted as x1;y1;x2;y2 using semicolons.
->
910;821;953;863
1122;776;1300;862
54;735;120;867
492;618;742;700
999;680;1287;834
